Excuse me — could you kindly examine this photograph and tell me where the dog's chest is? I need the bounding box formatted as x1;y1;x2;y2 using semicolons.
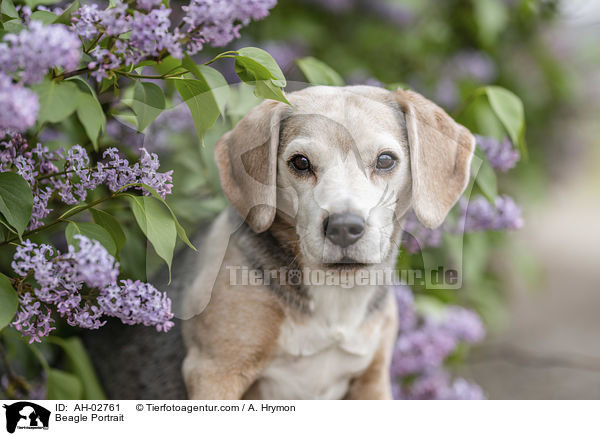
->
258;285;383;400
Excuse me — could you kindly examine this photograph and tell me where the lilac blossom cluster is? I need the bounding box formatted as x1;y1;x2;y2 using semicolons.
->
73;0;277;80
10;236;174;344
401;193;524;253
0;21;81;135
0;21;80;85
457;195;524;233
390;285;486;400
0;136;173;230
182;0;276;53
476;135;520;172
0;74;39;136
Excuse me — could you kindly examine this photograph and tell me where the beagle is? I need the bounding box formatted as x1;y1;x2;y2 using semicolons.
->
180;85;475;400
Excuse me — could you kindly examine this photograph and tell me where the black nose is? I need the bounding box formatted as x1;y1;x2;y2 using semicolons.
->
323;213;366;248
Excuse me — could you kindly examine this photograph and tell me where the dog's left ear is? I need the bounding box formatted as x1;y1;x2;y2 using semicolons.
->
214;99;288;233
395;88;475;229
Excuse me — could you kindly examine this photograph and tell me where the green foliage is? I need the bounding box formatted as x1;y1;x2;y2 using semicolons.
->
485;86;527;156
90;208;127;256
33;79;81;125
296;57;345;86
130;81;166;132
127;195;177;278
0;273;18;331
0;172;33;238
65;221;117;256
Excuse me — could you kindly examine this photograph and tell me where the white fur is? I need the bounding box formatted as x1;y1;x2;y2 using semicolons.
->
258;284;382;399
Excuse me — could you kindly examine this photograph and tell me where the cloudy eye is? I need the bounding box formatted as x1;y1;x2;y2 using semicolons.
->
289;154;311;172
376;153;397;170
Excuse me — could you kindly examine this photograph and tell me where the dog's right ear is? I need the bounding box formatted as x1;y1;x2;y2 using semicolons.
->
214;99;289;233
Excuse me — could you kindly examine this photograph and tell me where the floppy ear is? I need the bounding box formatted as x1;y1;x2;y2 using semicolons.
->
214;99;288;233
396;89;475;229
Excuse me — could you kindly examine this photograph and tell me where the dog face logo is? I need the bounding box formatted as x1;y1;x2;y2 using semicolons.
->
3;402;50;433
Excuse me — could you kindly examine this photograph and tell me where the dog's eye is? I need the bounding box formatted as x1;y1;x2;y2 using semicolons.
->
376;153;397;170
289;155;311;172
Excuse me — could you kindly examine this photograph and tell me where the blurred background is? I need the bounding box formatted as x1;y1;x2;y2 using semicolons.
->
184;0;600;399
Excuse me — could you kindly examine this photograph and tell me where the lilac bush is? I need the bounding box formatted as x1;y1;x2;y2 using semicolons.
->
0;0;284;400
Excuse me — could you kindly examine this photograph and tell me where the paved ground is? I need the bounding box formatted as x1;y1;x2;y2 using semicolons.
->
463;145;600;399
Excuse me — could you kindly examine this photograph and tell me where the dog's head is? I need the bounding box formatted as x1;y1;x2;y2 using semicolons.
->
215;86;474;269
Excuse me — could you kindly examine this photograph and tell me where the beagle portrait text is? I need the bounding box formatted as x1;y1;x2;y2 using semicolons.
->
180;85;475;400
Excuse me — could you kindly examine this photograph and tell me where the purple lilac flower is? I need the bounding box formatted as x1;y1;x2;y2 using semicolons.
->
393;284;417;332
98;280;174;331
126;7;182;63
182;0;277;53
451;51;496;83
1;136;63;229
390;284;486;400
0;74;39;136
10;236;174;343
476;135;520;172
397;370;486;400
137;0;164;12
0;21;80;85
401;211;444;253
458;195;524;232
1;136;172;229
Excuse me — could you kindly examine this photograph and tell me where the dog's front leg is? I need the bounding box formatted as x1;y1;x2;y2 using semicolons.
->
345;295;398;400
183;347;264;400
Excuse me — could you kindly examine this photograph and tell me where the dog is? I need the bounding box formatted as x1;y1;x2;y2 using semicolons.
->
180;85;475;400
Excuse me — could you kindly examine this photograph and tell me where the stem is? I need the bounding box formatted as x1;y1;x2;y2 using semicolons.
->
53;67;91;81
117;70;188;80
84;32;105;55
203;52;238;66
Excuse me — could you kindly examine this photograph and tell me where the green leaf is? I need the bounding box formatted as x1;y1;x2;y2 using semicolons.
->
474;0;508;47
33;78;81;125
485;86;527;156
1;0;19;19
0;273;18;330
254;80;290;105
24;0;63;7
45;336;106;400
47;368;83;400
182;55;229;114
472;146;498;203
154;55;187;76
29;10;58;23
65;221;117;256
0;172;33;237
76;93;105;150
127;195;177;277
296;57;345;86
236;47;286;87
234;48;290;105
53;0;80;25
130;81;165;132
173;65;229;140
120;182;195;251
90;208;126;255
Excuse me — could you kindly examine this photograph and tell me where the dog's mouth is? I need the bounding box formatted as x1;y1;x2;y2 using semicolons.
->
323;256;368;270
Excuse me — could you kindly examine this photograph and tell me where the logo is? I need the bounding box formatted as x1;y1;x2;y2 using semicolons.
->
3;402;50;434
